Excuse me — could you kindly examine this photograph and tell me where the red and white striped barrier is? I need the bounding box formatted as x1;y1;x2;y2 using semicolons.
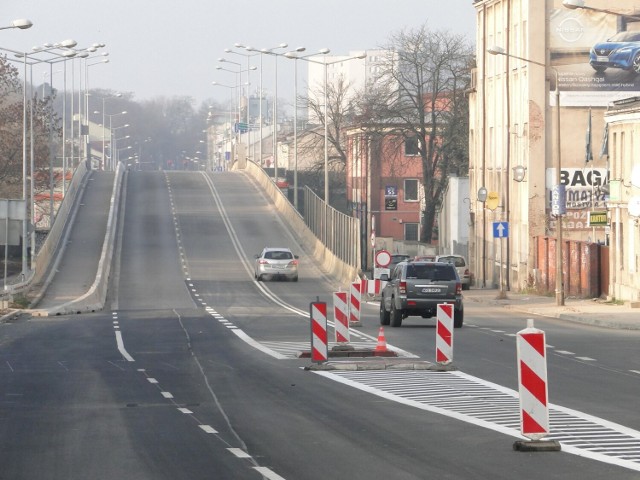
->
349;281;362;326
310;301;328;363
363;278;381;296
436;303;454;364
333;291;349;343
517;319;549;440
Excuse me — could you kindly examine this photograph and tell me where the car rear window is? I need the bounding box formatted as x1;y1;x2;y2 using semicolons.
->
406;264;456;281
265;251;293;260
439;256;466;267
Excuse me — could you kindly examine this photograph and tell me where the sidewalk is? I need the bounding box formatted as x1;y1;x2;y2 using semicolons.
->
464;288;640;330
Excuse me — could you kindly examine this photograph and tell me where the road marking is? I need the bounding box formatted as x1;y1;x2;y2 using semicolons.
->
177;407;192;414
199;425;218;434
576;357;596;362
630;370;640;376
115;331;135;362
161;391;173;399
313;369;640;472
253;467;286;479
147;378;158;384
555;350;575;355
231;330;288;359
228;448;251;458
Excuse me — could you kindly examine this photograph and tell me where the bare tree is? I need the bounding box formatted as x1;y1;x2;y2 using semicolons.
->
359;25;473;243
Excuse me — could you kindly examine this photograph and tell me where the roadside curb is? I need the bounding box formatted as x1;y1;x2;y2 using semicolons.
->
0;309;23;323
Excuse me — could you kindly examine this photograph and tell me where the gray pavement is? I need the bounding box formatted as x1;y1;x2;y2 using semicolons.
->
464;288;640;330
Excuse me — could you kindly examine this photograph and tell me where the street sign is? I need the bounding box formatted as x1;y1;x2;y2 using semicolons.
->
551;185;567;216
486;191;500;210
375;249;392;268
492;221;509;238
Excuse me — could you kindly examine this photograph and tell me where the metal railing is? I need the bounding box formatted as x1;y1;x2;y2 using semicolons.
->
303;186;360;271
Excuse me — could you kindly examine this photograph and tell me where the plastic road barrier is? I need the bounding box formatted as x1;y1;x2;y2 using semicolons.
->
310;301;328;363
436;303;454;365
517;319;550;440
349;281;362;326
333;291;349;343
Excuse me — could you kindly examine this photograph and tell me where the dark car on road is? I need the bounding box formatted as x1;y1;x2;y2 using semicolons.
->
379;261;463;328
589;30;640;74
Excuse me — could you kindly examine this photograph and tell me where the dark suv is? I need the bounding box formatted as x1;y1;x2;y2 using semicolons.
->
379;261;463;328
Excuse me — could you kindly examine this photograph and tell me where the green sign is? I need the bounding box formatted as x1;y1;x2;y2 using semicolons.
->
588;211;608;227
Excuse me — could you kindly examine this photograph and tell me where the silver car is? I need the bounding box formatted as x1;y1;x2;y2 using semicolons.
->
254;247;299;281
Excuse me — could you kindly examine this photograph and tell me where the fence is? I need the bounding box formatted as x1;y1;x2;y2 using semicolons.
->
303;186;360;272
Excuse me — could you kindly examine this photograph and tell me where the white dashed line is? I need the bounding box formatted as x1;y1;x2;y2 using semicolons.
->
199;425;218;434
228;448;251;458
161;392;174;399
555;350;575;355
253;467;286;479
147;378;158;384
630;370;640;375
576;357;596;362
177;407;193;414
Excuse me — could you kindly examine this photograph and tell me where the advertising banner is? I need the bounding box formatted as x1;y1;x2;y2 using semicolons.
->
551;4;640;106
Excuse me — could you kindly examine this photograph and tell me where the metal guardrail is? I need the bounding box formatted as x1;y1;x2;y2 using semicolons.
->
303;186;360;271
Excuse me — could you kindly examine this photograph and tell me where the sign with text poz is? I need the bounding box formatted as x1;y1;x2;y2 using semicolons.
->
492;221;509;239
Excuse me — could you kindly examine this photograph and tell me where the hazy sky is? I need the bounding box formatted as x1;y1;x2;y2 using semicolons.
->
4;1;477;107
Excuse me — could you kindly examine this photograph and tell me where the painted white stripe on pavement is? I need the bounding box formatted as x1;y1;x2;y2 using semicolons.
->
253;467;286;479
231;329;288;359
115;331;135;362
178;408;192;414
199;425;218;434
228;448;251;458
161;392;173;399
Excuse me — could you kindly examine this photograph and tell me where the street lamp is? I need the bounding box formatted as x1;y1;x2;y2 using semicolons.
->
97;93;122;170
282;48;330;210
246;43;288;175
286;51;366;204
0;19;33;30
488;45;565;306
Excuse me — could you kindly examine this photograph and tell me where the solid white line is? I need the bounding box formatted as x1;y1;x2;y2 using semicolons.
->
199;425;218;434
232;329;288;359
228;448;251;458
115;331;135;362
253;467;286;479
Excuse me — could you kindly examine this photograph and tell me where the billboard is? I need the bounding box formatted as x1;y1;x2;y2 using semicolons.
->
551;4;640;106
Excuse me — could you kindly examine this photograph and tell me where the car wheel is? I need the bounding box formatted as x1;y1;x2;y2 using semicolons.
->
633;53;640;74
256;274;263;282
454;309;464;328
292;276;298;282
379;299;390;325
390;301;402;327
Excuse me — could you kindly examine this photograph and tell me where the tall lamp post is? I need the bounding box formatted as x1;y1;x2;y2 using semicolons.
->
286;51;366;204
488;46;564;306
98;93;122;170
0;18;33;31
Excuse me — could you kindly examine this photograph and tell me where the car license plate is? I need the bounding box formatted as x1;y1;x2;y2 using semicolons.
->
597;56;608;62
422;287;442;293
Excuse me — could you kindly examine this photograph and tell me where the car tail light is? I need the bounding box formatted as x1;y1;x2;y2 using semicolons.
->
399;281;407;294
258;259;269;265
288;260;299;266
456;282;462;295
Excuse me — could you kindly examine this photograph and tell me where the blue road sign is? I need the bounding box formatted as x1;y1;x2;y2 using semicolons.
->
493;221;509;238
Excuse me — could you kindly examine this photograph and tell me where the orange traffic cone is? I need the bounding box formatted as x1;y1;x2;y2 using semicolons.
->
375;327;388;352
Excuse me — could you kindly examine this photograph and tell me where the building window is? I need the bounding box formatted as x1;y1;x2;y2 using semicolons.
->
404;179;419;202
404;223;419;241
405;137;419;156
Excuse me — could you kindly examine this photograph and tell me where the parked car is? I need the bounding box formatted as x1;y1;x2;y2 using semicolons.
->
254;247;299;281
389;254;411;269
589;30;640;74
379;261;464;328
435;254;471;290
413;255;437;262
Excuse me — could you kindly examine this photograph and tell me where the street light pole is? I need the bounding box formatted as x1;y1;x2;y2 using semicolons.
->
488;46;564;306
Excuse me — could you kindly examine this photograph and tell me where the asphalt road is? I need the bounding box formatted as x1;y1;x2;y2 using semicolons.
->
1;169;639;479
